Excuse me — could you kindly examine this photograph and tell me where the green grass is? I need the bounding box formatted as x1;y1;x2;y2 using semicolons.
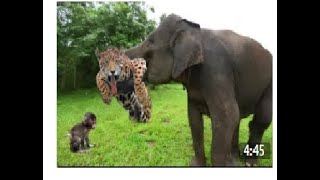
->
57;84;272;167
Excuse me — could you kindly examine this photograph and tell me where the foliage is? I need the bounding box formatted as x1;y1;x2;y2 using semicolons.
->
57;2;156;90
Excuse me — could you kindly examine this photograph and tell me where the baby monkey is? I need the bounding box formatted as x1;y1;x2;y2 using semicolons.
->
69;112;96;153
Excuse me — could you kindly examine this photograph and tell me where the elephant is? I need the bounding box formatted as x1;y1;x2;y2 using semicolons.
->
125;14;272;166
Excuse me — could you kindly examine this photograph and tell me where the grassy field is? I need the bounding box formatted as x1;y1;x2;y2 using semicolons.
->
57;84;272;167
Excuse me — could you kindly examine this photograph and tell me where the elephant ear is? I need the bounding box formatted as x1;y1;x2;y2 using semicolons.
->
170;19;204;79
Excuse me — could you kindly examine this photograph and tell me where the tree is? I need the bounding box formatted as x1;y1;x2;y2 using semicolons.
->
57;2;156;90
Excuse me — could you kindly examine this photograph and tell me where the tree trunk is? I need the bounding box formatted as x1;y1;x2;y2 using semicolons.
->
73;65;77;89
60;65;67;90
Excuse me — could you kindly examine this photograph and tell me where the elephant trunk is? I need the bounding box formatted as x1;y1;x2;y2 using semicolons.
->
125;45;144;59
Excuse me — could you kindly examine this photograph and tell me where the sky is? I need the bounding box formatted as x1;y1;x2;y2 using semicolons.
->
146;0;277;56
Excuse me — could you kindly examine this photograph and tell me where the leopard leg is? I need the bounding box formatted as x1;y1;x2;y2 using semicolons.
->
96;71;112;104
131;59;152;122
116;92;137;121
126;93;136;121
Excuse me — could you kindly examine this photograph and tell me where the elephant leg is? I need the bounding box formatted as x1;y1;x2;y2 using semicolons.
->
230;123;241;166
209;97;239;166
188;100;206;166
245;83;272;166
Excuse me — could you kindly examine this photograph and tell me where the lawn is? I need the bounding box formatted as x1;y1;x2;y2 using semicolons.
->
57;84;272;167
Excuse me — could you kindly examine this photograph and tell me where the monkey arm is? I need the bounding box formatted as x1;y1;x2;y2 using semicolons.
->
96;70;112;104
85;136;94;148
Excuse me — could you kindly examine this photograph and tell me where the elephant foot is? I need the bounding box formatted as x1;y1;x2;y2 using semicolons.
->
245;162;258;167
212;160;241;167
226;158;241;167
211;154;241;167
244;157;258;167
226;152;241;167
190;157;206;166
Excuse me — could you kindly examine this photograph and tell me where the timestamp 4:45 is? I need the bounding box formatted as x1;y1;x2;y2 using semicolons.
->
240;143;271;159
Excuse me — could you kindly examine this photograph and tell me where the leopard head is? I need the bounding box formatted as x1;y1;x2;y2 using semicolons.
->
95;47;124;77
95;47;125;95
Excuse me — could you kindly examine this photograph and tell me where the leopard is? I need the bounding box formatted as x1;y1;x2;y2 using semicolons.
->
95;47;151;122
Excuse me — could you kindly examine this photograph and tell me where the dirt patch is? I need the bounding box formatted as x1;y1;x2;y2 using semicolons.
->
138;130;147;135
145;140;156;147
161;118;170;124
